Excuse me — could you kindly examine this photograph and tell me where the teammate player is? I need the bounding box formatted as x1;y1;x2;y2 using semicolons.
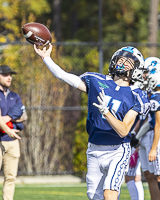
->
148;67;160;182
134;57;160;200
125;115;145;200
139;59;160;200
124;60;153;200
34;44;150;200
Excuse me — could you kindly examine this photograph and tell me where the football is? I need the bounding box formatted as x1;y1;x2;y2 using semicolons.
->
22;22;52;46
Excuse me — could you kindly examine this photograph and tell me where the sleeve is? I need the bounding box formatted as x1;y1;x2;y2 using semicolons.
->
43;57;81;88
11;93;25;130
150;99;160;112
14;93;23;105
7;103;25;120
79;72;88;83
7;93;25;120
132;89;151;116
13;122;24;130
79;72;90;94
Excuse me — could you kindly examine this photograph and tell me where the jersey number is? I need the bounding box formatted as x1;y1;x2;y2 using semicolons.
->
102;95;121;119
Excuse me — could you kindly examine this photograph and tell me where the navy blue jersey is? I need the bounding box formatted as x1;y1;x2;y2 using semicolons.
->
80;72;150;145
149;91;160;129
0;89;23;141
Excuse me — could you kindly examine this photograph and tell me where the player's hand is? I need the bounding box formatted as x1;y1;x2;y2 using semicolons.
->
7;129;21;140
34;43;53;59
148;149;157;162
130;134;139;148
93;90;109;115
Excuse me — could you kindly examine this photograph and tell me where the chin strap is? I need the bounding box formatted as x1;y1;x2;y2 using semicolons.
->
114;68;144;83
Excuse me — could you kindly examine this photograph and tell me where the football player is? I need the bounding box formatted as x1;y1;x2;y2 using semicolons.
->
135;57;160;200
34;44;150;200
140;60;160;200
125;114;145;200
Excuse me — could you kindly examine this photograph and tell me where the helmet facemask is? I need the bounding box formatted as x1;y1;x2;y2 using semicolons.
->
109;46;144;82
111;57;134;77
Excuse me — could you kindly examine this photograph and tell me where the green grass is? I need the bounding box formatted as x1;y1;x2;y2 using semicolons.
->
0;183;150;200
119;183;150;200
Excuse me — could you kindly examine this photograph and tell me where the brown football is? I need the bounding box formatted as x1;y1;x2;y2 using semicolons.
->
22;22;52;46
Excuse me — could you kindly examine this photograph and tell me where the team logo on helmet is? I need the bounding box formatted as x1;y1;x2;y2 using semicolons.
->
144;57;160;72
146;58;160;92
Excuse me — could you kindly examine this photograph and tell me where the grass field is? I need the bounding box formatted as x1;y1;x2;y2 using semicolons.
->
0;182;150;200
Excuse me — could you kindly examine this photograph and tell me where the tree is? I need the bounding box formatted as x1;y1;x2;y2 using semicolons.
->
148;0;159;56
0;41;82;174
53;0;62;41
0;0;51;43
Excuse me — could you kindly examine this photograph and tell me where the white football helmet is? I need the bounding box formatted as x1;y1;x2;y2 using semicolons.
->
134;57;160;91
144;57;160;92
147;67;160;91
144;57;160;72
109;46;144;82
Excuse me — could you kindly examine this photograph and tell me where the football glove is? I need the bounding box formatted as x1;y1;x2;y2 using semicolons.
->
130;133;139;148
93;90;109;115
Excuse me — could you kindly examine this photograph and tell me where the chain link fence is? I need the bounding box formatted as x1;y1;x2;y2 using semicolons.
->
0;41;159;175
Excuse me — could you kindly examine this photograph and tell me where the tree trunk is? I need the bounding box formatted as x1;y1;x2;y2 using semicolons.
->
53;0;62;42
148;0;159;56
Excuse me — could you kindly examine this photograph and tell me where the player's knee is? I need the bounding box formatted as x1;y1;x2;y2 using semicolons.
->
125;175;135;183
86;192;102;200
135;175;141;182
143;171;154;181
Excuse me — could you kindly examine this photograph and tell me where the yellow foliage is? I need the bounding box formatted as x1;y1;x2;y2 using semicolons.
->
0;36;7;43
0;0;50;42
84;48;99;72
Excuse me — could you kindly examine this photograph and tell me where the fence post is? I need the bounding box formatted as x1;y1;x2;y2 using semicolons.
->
98;0;103;73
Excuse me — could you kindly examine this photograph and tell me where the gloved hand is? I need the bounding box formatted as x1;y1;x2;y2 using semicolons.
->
93;90;109;115
7;104;25;120
129;150;139;168
130;133;139;148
